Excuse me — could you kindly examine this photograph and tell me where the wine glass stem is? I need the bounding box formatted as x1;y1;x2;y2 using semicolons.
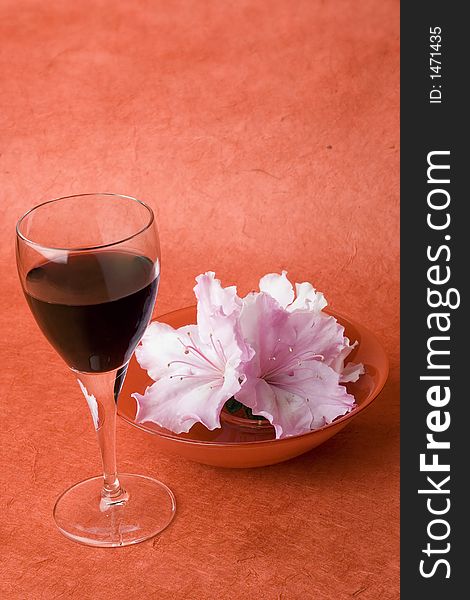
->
77;368;127;499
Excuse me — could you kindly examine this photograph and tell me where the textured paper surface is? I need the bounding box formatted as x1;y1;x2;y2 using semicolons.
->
0;1;399;598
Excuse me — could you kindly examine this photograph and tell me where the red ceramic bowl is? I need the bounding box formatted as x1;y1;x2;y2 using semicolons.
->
118;306;388;468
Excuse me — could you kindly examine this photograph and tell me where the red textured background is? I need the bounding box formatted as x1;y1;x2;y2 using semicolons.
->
0;1;399;598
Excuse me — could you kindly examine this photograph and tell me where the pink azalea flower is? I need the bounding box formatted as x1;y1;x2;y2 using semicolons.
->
259;271;364;382
133;273;253;433
235;288;357;438
132;270;364;440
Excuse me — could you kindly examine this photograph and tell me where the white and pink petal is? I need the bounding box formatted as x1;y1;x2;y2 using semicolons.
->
288;282;328;313
327;338;365;383
133;364;242;433
235;378;313;439
258;271;295;309
135;322;200;381
194;271;241;334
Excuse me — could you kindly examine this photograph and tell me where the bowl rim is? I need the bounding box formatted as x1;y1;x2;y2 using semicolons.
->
118;305;389;447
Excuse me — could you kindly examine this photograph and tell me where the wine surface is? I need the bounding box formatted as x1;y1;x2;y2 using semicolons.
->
24;251;158;373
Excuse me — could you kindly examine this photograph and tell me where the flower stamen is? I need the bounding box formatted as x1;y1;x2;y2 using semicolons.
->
264;349;323;379
174;337;221;371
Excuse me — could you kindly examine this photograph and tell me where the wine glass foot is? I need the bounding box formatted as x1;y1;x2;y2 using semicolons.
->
53;473;176;547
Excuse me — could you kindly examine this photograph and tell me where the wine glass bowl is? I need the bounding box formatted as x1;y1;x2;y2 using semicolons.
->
16;193;175;547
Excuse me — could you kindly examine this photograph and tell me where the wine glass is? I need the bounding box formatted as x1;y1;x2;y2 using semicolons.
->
16;193;176;547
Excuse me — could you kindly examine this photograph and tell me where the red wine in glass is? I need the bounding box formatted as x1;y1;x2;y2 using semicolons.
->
24;251;158;373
